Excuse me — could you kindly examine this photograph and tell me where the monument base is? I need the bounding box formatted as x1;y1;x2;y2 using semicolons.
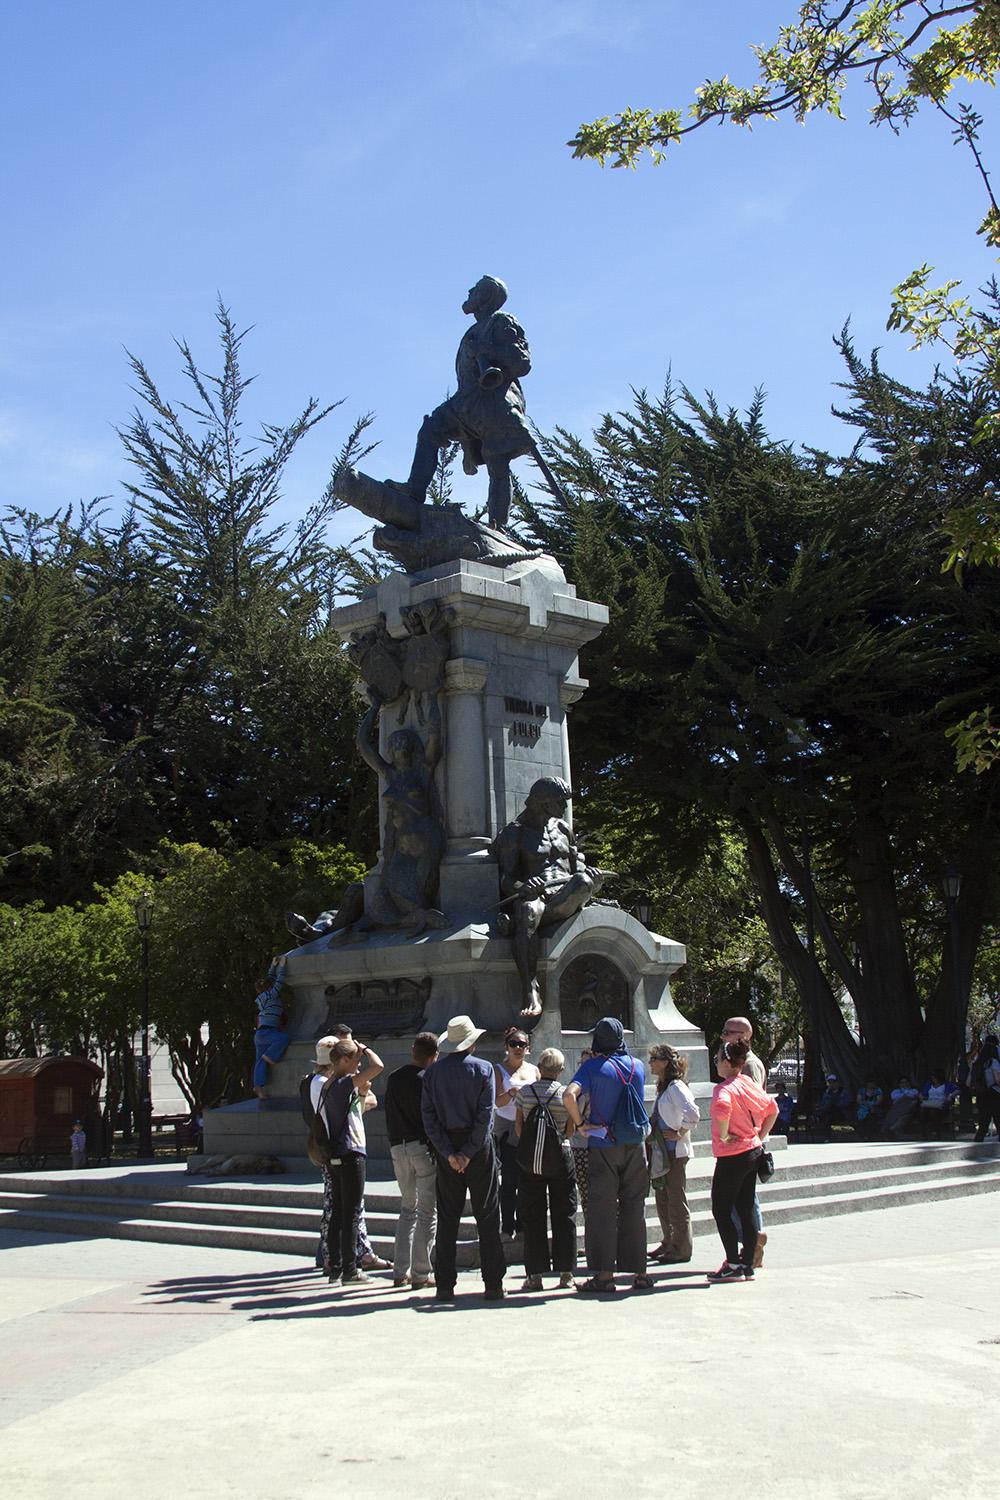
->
204;907;711;1161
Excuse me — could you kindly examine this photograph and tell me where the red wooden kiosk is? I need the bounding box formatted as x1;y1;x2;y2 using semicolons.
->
0;1056;103;1168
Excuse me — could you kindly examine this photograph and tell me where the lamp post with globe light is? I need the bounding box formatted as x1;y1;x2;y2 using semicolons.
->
133;892;154;1159
942;866;963;1070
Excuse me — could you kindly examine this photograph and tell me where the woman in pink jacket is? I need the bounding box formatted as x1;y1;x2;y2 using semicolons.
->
708;1038;777;1283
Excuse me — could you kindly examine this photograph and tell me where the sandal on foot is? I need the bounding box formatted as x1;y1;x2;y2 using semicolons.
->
577;1277;617;1294
632;1274;655;1290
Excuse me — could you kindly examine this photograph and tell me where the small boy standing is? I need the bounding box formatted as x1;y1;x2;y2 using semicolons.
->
70;1122;86;1169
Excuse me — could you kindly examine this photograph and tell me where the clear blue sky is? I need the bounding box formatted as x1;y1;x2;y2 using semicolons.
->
2;1;996;548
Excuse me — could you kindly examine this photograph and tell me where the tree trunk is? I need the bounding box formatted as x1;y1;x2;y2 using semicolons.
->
923;863;989;1071
845;822;924;1078
167;1023;251;1109
744;822;861;1085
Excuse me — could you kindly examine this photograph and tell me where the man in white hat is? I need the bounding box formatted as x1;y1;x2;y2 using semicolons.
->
421;1014;506;1301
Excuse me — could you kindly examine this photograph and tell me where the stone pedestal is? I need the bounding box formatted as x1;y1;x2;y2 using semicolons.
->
204;554;711;1163
333;554;607;912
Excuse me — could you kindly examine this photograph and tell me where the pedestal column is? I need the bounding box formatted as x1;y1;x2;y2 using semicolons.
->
443;656;489;850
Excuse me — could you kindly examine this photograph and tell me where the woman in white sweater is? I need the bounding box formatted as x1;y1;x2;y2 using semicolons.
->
648;1044;701;1264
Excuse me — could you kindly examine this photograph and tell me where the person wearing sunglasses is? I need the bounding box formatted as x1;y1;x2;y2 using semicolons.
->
493;1028;540;1239
707;1039;777;1283
647;1043;700;1264
720;1016;769;1266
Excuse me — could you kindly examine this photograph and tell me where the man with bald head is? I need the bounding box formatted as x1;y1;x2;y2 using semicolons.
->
720;1016;769;1266
721;1016;767;1090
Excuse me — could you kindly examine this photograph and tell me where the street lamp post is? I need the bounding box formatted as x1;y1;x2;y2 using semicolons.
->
133;891;154;1159
942;865;963;1071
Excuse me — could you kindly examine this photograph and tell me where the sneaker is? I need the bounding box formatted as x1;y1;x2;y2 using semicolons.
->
558;1272;575;1289
327;1274;342;1287
706;1262;745;1283
521;1274;543;1292
343;1269;373;1285
483;1284;505;1301
361;1254;391;1271
411;1276;434;1290
752;1231;768;1270
742;1264;755;1281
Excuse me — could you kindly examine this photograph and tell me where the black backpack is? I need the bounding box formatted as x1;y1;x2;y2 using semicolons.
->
516;1085;565;1177
302;1074;352;1167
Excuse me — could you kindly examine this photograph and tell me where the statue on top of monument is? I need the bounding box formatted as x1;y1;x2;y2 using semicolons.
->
493;777;608;1018
404;275;532;532
331;275;568;572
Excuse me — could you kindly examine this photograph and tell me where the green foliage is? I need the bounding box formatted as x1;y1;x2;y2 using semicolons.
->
570;3;1000;640
0;309;379;906
109;838;365;1106
0;840;365;1106
0;894;138;1062
569;3;995;175
517;352;1000;1082
947;706;1000;772
120;300;343;602
0;302;379;1108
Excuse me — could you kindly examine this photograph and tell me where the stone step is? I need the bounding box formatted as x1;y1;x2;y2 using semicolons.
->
2;1154;995;1234
1;1139;989;1212
700;1164;1000;1231
695;1154;1000;1208
0;1190;474;1241
0;1206;481;1267
2;1152;999;1264
4;1163;999;1265
0;1205;318;1258
4;1149;994;1226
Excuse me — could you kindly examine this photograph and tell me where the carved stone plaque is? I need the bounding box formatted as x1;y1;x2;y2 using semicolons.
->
558;954;629;1031
316;977;431;1039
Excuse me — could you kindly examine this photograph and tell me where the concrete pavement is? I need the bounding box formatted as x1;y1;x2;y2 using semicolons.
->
1;1194;997;1499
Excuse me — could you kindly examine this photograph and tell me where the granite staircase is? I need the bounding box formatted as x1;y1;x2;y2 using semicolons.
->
1;1139;998;1267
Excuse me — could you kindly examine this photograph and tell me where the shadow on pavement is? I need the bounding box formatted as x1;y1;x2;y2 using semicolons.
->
141;1263;713;1319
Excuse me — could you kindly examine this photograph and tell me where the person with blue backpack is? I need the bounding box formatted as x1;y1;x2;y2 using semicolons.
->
563;1016;652;1294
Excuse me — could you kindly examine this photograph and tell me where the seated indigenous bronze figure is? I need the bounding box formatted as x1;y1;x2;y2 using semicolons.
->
493;777;605;1018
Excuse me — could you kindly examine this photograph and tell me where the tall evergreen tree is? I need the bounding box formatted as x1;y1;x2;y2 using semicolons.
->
521;361;1000;1083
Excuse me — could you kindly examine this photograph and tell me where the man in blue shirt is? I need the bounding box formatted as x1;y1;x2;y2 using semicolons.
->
564;1016;651;1293
421;1014;506;1302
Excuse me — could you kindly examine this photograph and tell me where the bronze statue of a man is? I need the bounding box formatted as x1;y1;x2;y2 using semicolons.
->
405;275;532;530
493;777;604;1017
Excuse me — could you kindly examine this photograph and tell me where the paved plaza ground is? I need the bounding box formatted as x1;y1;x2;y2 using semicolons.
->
1;1193;997;1500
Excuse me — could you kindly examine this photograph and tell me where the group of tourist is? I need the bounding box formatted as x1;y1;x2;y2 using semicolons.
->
305;1009;778;1298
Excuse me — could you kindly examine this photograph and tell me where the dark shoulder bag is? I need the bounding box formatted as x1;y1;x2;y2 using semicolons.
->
755;1106;775;1182
306;1077;345;1168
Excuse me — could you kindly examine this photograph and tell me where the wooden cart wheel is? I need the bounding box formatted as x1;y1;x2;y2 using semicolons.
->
17;1138;47;1170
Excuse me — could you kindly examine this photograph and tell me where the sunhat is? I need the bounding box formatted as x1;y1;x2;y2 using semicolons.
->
438;1014;485;1052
